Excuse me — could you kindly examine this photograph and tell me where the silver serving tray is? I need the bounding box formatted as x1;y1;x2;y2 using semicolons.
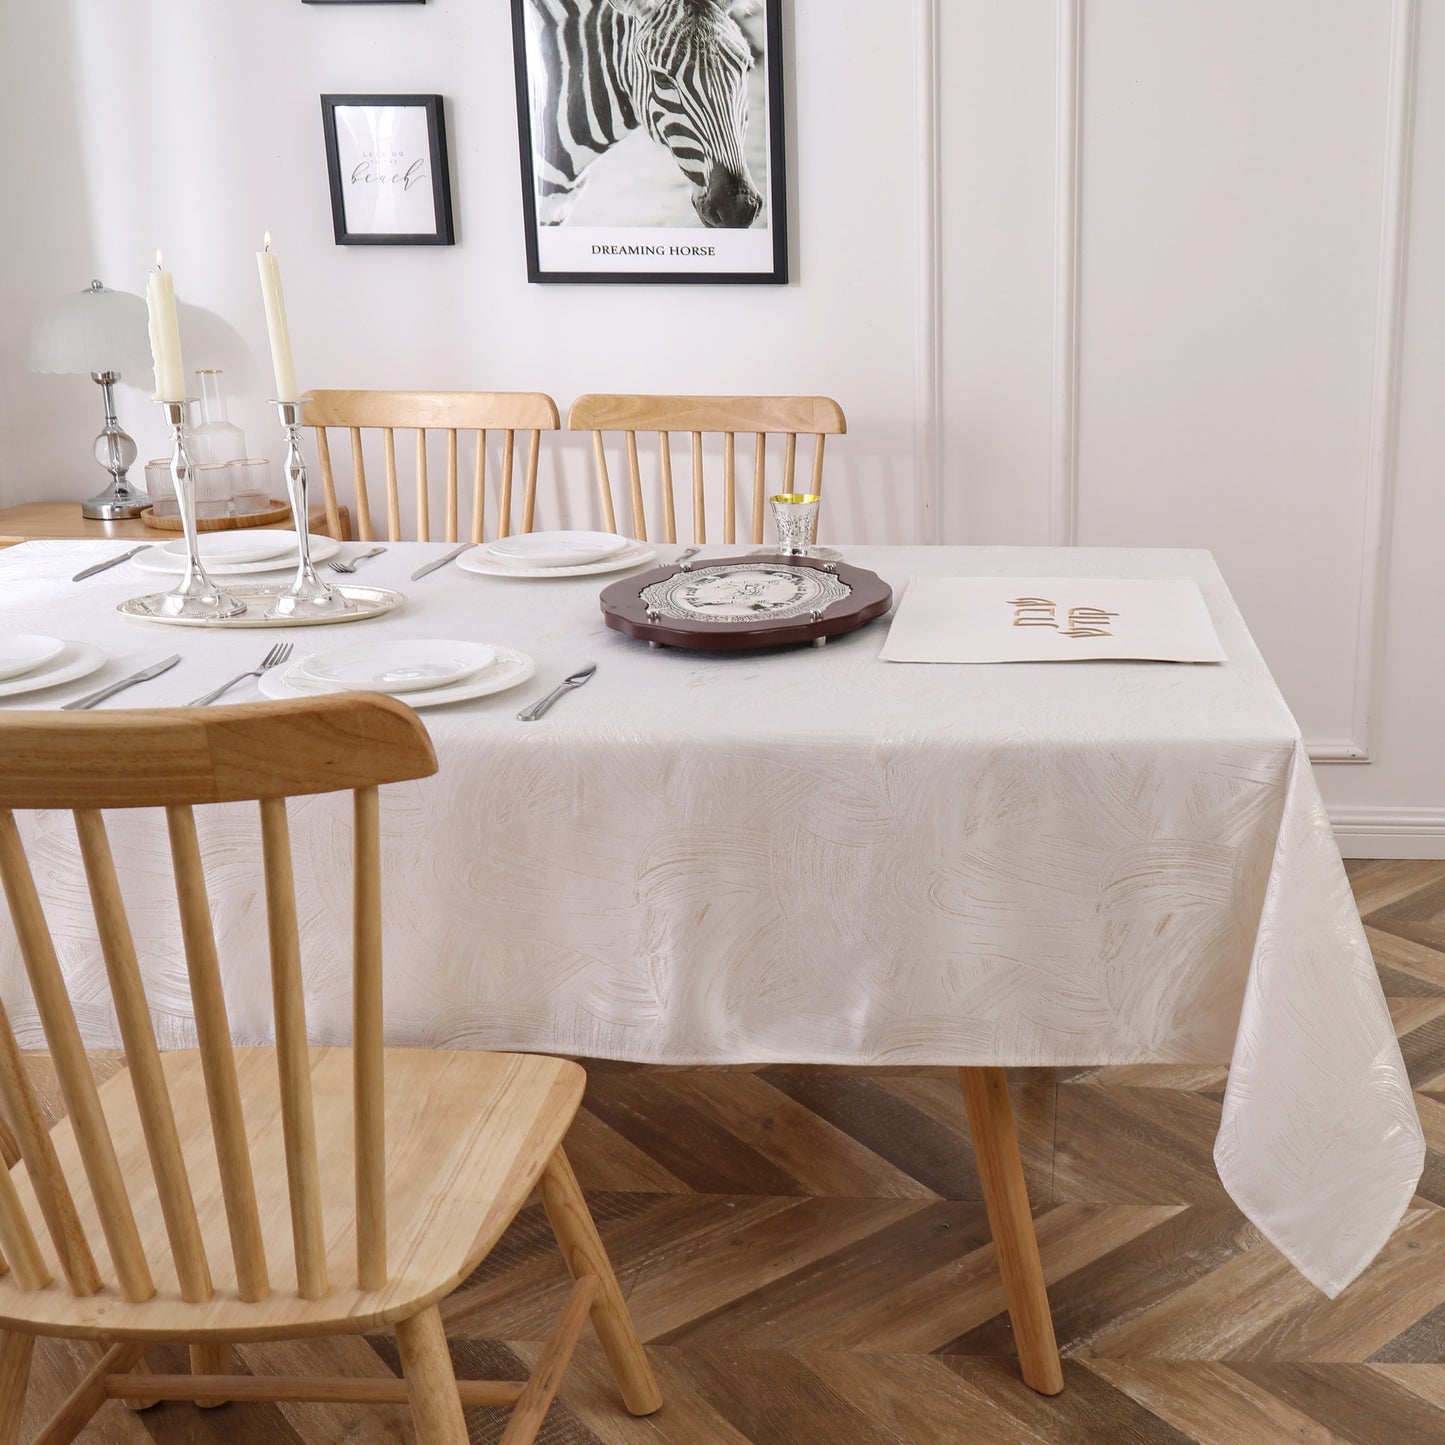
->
117;583;403;628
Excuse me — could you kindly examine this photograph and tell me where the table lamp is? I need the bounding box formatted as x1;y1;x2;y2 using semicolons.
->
28;279;155;519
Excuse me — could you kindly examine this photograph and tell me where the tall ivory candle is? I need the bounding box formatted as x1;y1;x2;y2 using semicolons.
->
145;253;186;403
257;233;298;402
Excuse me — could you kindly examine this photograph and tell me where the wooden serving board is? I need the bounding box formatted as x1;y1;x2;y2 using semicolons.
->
141;499;294;532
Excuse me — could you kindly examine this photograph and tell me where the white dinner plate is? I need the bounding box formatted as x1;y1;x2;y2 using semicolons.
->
136;535;341;576
260;645;535;710
0;642;107;700
0;634;67;682
159;531;298;564
457;539;657;580
484;530;631;568
295;639;496;695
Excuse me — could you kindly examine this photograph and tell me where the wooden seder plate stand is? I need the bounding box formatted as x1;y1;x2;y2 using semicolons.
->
600;553;893;651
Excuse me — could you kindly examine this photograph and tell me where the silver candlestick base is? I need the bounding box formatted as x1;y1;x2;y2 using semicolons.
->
267;399;352;619
154;399;244;619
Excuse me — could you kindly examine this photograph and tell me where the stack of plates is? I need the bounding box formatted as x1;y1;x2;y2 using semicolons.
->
0;634;107;699
134;531;341;576
259;638;535;710
458;530;655;579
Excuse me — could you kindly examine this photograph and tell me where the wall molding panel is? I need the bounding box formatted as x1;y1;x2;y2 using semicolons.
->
1331;806;1445;859
913;0;943;543
1051;0;1418;766
1049;0;1082;547
1317;0;1420;766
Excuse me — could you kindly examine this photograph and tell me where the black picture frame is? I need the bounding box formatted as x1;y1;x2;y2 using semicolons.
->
320;94;454;246
510;0;788;284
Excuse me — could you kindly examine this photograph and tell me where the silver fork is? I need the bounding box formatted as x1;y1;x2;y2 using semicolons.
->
186;643;294;706
327;546;386;574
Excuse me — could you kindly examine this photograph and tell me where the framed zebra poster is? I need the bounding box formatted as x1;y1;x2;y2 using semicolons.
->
511;0;787;283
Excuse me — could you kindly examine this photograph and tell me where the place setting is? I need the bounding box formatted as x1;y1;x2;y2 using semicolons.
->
131;529;341;577
452;528;655;579
0;632;109;701
254;637;535;710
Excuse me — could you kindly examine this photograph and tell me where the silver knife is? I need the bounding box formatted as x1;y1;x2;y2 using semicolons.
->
61;655;182;711
411;544;472;581
72;545;150;582
517;662;597;721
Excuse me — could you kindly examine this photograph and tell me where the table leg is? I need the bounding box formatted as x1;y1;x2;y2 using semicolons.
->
957;1066;1064;1395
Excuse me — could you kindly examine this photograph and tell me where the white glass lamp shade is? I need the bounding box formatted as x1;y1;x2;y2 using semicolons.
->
28;281;152;378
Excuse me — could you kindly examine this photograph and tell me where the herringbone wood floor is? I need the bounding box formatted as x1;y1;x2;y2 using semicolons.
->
16;859;1445;1443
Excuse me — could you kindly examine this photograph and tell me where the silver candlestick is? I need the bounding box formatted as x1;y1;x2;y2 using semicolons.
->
267;399;352;619
154;399;244;619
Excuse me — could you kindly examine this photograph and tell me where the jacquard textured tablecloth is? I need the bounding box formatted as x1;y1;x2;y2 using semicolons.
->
0;540;1423;1296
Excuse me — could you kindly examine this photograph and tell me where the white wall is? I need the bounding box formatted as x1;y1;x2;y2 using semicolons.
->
2;0;1443;854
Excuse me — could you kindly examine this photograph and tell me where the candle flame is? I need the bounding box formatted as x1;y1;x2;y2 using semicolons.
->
263;231;272;252
155;250;164;269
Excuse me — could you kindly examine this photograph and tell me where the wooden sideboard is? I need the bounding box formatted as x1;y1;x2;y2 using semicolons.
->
0;502;347;548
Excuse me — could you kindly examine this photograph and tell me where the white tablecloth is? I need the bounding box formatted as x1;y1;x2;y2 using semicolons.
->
0;539;1424;1297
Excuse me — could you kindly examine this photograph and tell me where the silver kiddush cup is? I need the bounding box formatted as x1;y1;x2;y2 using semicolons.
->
769;493;822;557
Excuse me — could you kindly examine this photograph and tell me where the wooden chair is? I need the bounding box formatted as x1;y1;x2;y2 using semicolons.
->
0;697;661;1444
567;394;847;545
304;391;561;543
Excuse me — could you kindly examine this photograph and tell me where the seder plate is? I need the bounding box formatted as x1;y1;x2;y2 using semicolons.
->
117;584;403;628
600;554;892;651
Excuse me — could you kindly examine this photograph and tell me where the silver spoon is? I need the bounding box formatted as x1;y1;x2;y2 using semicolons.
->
516;662;597;722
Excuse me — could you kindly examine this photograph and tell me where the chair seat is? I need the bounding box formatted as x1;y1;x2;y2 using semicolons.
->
0;1047;584;1340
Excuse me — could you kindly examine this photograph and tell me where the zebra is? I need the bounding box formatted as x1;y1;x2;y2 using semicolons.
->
525;0;765;229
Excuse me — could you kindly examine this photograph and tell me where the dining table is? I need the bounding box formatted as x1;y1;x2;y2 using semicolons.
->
0;535;1424;1304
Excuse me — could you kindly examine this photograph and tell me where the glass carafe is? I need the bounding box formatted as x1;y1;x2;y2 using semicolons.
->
188;369;247;466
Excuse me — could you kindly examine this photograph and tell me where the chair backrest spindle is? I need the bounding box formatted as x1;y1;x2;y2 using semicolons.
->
498;430;516;540
258;796;328;1300
723;433;736;545
0;993;98;1295
166;804;270;1302
691;432;705;545
752;432;767;542
383;429;401;541
414;429;429;542
445;429;459;543
349;428;371;543
0;811;153;1303
471;429;488;543
658;432;676;544
0;1152;46;1290
353;786;386;1290
315;428;342;541
74;809;213;1305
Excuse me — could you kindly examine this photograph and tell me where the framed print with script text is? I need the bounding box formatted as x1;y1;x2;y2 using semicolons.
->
320;94;454;245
